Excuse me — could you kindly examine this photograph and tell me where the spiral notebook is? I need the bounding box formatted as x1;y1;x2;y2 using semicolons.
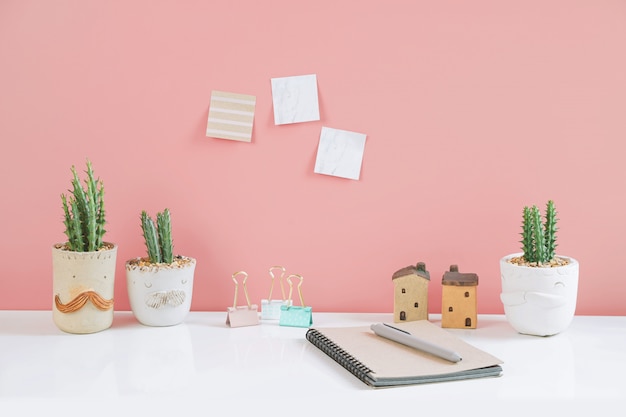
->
306;320;503;387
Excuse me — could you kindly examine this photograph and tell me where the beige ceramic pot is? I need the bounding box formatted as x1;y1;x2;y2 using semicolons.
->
52;243;118;334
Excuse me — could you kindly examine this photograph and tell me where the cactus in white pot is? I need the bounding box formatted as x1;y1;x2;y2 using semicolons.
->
126;209;196;326
500;200;579;336
511;200;567;267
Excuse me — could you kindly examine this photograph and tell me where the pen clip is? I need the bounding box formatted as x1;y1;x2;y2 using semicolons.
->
383;323;411;335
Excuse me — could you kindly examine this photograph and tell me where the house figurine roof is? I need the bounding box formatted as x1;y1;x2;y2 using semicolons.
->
392;262;430;281
441;265;478;286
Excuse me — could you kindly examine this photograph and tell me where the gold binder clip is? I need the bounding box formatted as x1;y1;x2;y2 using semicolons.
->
226;271;259;328
279;274;313;328
261;265;291;320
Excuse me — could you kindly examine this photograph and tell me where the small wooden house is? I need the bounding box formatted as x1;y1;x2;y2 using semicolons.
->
441;265;478;329
392;262;430;323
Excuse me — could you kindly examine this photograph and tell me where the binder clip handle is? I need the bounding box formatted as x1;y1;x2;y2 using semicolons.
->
286;274;305;308
268;265;287;301
231;271;252;309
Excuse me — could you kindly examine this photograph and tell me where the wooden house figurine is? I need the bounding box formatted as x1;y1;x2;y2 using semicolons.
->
392;262;430;323
441;265;478;329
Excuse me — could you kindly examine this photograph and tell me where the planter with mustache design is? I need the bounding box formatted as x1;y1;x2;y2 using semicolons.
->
126;256;196;326
52;243;117;334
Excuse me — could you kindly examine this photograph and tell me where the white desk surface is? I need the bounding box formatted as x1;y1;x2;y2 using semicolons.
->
1;311;624;415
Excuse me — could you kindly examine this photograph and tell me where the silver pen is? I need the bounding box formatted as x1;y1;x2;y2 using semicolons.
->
370;323;462;363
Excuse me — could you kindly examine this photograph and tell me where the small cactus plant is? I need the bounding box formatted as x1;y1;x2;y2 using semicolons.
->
61;160;107;252
519;200;559;265
141;208;174;264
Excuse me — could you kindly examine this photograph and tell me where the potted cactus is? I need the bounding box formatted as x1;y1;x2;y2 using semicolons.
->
499;200;579;336
52;160;118;334
125;208;196;326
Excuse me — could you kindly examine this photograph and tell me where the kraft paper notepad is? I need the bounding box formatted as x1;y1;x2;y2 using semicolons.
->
306;320;503;388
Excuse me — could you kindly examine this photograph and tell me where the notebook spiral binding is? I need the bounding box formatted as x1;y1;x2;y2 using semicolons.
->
306;328;373;384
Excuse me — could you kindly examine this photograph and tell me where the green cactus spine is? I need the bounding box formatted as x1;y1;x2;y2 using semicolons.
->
141;211;162;263
520;200;558;264
531;206;546;263
61;160;107;252
157;209;173;264
544;200;558;261
141;209;175;264
520;206;534;262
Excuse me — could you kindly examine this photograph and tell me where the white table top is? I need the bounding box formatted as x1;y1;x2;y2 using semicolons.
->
1;311;624;415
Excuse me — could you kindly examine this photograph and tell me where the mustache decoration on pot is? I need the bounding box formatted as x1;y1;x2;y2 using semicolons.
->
145;289;186;309
55;290;114;313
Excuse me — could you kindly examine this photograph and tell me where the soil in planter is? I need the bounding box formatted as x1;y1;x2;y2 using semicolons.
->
507;256;570;268
54;242;116;251
126;255;195;272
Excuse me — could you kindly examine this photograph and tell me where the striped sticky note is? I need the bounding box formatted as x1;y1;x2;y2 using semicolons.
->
206;91;256;142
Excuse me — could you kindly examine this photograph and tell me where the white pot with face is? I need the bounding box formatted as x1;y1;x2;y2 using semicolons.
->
126;257;196;327
500;253;579;336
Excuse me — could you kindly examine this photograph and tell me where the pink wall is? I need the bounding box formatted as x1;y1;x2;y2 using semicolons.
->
1;0;625;315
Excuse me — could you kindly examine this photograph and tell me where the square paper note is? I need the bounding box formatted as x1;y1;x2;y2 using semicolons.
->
206;91;256;142
271;74;320;125
314;127;367;180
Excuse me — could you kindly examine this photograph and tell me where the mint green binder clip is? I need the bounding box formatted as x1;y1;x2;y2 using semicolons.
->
261;265;291;320
279;274;312;328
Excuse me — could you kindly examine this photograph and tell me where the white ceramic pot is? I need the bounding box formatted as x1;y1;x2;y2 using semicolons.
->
52;243;117;334
126;257;196;326
500;253;579;336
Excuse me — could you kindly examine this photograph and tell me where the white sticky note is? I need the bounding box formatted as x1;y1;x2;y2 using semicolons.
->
271;74;320;125
206;90;256;142
314;127;367;180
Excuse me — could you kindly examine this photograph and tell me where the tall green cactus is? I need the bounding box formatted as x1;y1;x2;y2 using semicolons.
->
520;206;534;262
544;200;558;261
61;160;107;252
520;200;559;264
141;209;174;264
156;209;173;264
141;211;161;263
531;206;546;263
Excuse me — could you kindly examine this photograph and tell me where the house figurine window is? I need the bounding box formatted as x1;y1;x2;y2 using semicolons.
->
414;302;419;308
402;288;406;294
465;291;470;297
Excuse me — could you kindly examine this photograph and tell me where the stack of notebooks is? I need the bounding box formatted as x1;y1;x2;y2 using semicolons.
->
306;320;503;388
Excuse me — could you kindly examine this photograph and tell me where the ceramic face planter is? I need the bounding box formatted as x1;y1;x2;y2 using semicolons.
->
52;243;117;334
500;253;579;336
126;257;196;327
